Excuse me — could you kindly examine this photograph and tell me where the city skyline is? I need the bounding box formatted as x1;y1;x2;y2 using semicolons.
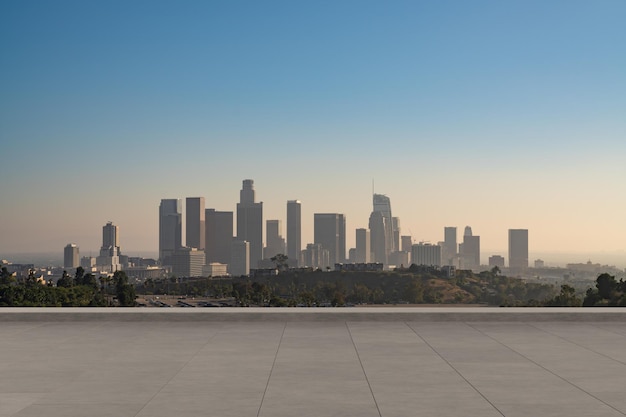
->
1;1;625;266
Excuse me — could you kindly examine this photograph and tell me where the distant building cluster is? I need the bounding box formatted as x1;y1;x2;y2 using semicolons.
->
60;179;532;279
152;179;531;277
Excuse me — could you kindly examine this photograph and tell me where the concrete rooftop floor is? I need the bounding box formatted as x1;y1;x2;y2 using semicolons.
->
1;308;625;417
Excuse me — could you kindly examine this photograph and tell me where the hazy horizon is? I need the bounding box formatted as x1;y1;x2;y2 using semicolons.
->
1;1;624;263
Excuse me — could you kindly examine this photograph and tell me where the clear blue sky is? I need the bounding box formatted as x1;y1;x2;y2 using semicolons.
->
1;0;625;265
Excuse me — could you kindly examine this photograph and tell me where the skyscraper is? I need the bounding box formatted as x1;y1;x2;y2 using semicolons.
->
159;199;182;265
392;217;400;253
186;197;205;250
97;221;121;272
369;194;394;264
509;229;529;270
102;222;119;250
355;228;371;263
205;209;233;266
64;244;79;269
230;240;250;277
369;211;388;264
411;243;442;267
401;235;413;253
460;226;480;271
172;247;205;277
265;220;286;259
286;200;301;266
236;180;263;268
314;213;346;267
443;227;457;266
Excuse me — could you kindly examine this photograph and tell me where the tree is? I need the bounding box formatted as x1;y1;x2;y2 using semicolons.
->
57;270;74;288
545;284;582;307
270;254;289;272
596;273;617;299
0;267;15;285
113;271;136;307
74;267;85;285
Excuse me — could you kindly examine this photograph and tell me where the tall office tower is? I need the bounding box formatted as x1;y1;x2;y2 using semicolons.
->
392;217;400;253
172;247;205;277
159;199;182;265
230;240;250;276
369;211;388;264
443;227;457;266
64;244;79;269
102;222;120;250
265;220;286;259
314;213;346;266
369;194;394;264
286;200;301;266
97;221;121;272
186;197;205;250
401;236;413;253
355;228;371;263
205;209;233;266
508;229;529;270
401;235;413;264
411;243;442;267
460;226;480;271
236;180;263;268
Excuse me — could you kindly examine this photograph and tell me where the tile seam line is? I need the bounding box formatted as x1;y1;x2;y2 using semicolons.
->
466;322;626;416
527;322;626;366
131;322;226;417
405;321;506;417
595;323;626;338
345;321;383;417
256;322;286;417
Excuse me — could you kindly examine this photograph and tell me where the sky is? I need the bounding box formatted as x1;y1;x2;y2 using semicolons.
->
1;0;625;266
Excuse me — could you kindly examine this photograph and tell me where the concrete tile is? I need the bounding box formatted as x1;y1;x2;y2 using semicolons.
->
2;313;625;417
0;393;46;416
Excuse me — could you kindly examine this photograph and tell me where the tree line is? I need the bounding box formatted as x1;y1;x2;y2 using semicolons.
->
2;264;623;307
0;267;135;307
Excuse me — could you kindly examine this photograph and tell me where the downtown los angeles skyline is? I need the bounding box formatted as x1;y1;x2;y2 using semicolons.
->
1;1;625;265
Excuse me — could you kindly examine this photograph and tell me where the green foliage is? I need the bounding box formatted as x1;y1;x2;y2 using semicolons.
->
0;279;106;307
545;284;582;307
0;267;15;285
583;273;626;306
270;254;289;271
57;270;74;288
113;271;136;307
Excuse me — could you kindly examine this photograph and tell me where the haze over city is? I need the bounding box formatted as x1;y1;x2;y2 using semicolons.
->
1;1;625;267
